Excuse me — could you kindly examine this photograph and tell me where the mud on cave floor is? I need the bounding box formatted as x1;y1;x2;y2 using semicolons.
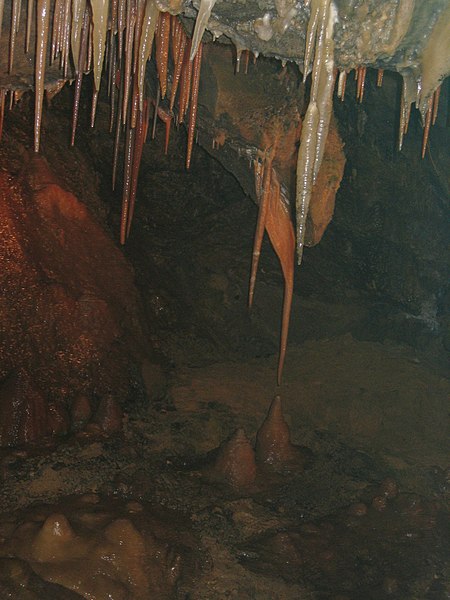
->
0;89;449;599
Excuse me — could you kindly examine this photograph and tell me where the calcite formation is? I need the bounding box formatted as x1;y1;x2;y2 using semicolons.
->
0;494;200;599
0;155;149;446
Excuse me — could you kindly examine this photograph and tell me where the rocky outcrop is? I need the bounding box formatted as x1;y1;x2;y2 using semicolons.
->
0;155;149;446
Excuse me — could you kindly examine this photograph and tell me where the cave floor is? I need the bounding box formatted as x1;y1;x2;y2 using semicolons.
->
1;336;449;599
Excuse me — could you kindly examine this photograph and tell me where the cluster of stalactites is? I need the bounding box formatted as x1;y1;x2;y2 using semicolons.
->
0;0;211;241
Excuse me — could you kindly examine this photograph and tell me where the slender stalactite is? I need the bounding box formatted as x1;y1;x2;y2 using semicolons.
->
431;85;441;125
178;39;193;123
421;97;433;159
186;41;202;169
137;0;158;111
0;88;6;141
90;0;109;126
9;0;20;72
249;150;274;309
34;0;51;152
120;116;135;245
264;171;295;386
71;7;89;146
190;0;216;61
170;26;187;110
122;0;136;124
155;10;170;98
337;69;346;101
25;0;33;52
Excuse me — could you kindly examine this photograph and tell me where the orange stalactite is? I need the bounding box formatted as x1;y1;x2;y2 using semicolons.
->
249;149;274;309
186;42;203;169
155;11;171;99
178;39;193;123
170;28;187;111
421;96;433;159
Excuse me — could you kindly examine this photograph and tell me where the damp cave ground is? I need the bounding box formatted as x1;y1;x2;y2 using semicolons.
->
0;73;449;599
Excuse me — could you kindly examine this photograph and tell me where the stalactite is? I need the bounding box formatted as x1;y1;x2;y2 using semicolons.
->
25;0;33;52
126;100;148;238
122;0;136;124
9;0;21;72
421;97;432;159
249;149;274;310
337;69;346;101
264;172;295;385
377;68;384;87
155;10;170;99
112;66;124;191
431;85;441;126
34;0;51;153
0;0;4;40
186;41;202;169
356;66;366;103
249;152;295;385
90;0;109;125
120;117;135;245
190;0;216;61
295;0;335;264
170;26;187;110
51;0;61;63
70;7;89;146
137;0;158;111
0;88;5;141
178;39;193;124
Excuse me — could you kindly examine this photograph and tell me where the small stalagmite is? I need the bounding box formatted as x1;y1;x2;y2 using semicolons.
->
256;395;305;470
31;514;75;562
93;394;123;433
213;428;256;489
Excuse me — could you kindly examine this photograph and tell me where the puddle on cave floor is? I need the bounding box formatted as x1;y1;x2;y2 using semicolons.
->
0;337;449;600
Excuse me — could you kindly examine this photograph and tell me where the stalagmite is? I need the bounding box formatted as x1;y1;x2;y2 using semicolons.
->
295;0;336;263
186;41;202;169
190;0;216;61
34;0;51;152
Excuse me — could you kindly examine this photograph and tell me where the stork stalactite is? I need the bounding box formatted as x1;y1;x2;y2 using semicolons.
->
0;0;448;383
